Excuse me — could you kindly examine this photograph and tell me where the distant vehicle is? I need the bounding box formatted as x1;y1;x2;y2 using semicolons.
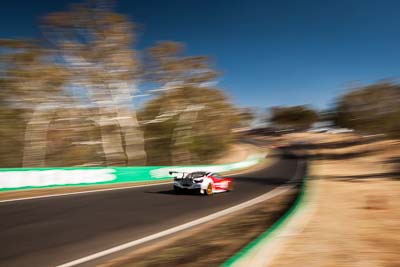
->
170;171;234;195
307;127;353;134
326;128;354;134
307;127;330;133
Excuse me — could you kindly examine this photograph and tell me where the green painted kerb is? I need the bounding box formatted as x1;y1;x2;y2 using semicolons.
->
220;177;308;267
0;154;266;192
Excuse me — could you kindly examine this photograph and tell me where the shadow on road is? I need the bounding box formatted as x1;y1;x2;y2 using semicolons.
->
144;189;204;196
318;172;400;181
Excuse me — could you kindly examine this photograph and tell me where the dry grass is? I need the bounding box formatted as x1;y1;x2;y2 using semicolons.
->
213;143;265;164
271;133;400;267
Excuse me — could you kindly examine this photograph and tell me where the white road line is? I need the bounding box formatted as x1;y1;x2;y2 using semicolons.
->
0;182;172;204
233;160;306;267
56;185;294;267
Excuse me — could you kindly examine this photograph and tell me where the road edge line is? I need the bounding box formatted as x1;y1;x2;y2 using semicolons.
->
56;185;295;267
0;181;172;204
0;153;268;204
220;159;311;267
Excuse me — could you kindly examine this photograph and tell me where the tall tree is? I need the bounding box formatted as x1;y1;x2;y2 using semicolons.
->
140;87;237;165
0;39;70;167
42;1;146;165
146;41;222;164
270;105;319;130
333;82;400;137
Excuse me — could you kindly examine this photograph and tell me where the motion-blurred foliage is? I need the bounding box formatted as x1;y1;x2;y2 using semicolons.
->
139;87;237;165
0;108;26;167
140;41;237;165
332;82;400;138
269;105;319;130
236;107;255;128
0;0;241;167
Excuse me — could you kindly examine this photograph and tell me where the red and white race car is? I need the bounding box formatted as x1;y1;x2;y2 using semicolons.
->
170;171;234;195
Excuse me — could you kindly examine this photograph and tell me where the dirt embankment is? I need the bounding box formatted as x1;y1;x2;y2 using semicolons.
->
271;133;400;267
213;142;265;164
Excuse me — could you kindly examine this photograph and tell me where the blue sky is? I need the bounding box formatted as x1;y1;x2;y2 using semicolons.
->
1;0;400;110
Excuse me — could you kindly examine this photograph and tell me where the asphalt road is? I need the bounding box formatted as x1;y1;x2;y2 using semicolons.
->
0;152;305;267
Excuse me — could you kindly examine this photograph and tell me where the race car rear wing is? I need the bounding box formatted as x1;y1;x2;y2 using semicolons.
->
169;171;187;179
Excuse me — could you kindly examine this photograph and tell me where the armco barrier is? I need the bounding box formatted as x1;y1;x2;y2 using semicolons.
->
0;153;266;192
221;175;308;267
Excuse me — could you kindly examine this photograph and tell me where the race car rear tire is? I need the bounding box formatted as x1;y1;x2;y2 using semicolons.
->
204;183;213;196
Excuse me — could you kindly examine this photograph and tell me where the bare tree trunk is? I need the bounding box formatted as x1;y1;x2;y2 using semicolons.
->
115;107;146;166
97;111;127;166
107;82;147;166
22;107;52;167
171;110;200;165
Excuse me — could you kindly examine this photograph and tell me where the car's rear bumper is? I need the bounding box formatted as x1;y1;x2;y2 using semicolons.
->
173;182;201;190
